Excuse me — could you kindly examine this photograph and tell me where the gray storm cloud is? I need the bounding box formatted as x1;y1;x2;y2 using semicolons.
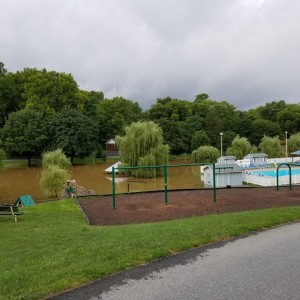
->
1;0;300;110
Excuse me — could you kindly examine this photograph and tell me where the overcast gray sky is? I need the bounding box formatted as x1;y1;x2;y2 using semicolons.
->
1;0;300;110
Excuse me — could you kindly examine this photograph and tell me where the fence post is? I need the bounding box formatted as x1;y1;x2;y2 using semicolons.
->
213;163;216;202
164;164;168;205
112;167;116;209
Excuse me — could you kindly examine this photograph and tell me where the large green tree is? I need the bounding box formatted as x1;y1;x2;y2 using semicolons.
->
204;108;223;147
1;109;49;166
97;97;142;145
249;119;282;146
49;109;98;163
192;97;239;133
255;100;287;122
277;104;300;134
191;130;210;150
75;90;104;118
148;97;192;122
0;66;22;126
24;68;79;113
155;118;187;154
0;62;7;76
147;97;193;153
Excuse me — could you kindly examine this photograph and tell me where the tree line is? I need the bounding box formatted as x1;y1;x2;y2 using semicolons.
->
1;61;300;165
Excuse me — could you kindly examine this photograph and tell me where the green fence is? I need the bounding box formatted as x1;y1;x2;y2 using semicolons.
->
111;163;218;209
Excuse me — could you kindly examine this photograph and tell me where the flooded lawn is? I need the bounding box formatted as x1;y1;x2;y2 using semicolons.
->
0;160;203;204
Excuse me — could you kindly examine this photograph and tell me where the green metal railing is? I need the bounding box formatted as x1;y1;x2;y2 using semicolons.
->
276;162;300;191
111;163;219;209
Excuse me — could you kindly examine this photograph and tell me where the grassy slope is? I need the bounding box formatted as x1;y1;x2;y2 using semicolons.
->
1;199;300;299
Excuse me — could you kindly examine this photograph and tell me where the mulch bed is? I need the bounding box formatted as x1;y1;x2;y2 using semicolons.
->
78;186;300;226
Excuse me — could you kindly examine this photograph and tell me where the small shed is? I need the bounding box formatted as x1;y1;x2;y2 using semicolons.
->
244;153;268;167
217;156;236;164
203;163;243;187
105;138;117;152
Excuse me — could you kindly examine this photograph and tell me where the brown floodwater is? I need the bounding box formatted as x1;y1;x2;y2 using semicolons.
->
0;160;204;204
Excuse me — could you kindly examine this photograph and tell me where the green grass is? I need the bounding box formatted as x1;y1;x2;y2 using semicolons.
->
73;156;118;165
169;153;192;161
1;200;300;299
2;160;29;168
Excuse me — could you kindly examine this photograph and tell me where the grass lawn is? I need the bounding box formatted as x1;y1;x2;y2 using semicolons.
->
1;199;300;299
2;159;29;168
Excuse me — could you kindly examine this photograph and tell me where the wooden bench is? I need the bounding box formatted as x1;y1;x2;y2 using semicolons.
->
0;205;23;223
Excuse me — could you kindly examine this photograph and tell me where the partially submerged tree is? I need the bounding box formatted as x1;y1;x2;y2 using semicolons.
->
49;109;98;164
1;108;49;166
40;149;70;197
116;121;169;177
192;146;219;163
40;165;70;198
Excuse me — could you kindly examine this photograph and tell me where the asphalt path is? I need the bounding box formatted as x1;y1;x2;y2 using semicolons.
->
49;222;300;300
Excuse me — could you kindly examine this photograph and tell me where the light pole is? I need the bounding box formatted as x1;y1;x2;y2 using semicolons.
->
285;131;288;158
220;132;223;157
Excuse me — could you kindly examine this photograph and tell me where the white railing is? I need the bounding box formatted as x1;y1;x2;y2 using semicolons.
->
237;157;300;169
243;173;300;186
267;157;295;164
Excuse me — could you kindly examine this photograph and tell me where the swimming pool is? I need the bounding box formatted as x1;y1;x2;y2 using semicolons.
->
251;168;300;177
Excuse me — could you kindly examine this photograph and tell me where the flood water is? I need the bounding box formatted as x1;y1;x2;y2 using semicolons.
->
0;160;204;204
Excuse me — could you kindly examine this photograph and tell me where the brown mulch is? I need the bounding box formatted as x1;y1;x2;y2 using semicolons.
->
78;186;300;226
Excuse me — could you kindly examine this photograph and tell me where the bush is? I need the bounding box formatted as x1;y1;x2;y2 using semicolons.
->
192;146;219;163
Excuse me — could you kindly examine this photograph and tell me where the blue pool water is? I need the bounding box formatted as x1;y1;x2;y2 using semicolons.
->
251;168;300;177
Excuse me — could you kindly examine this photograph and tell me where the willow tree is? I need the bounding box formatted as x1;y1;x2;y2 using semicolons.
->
288;133;300;153
259;135;284;158
40;165;70;197
40;149;71;197
42;148;71;169
192;145;219;163
226;135;255;159
116;121;169;177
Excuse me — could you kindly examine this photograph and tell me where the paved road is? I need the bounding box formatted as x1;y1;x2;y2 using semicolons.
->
50;222;300;300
